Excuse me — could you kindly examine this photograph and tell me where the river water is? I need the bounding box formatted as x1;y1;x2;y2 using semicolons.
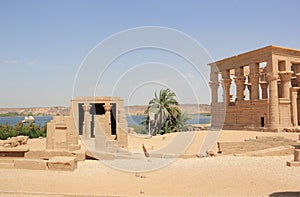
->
0;114;211;126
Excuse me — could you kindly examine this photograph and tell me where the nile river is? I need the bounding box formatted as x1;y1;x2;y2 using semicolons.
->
0;114;211;126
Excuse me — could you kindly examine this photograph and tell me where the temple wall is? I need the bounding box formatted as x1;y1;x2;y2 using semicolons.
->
222;100;268;130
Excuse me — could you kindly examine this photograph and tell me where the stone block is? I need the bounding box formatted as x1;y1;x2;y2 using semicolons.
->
14;159;48;170
67;135;78;146
54;128;67;149
0;162;14;169
47;156;77;171
0;147;29;157
294;149;300;162
71;149;86;161
46;122;55;149
25;149;73;160
68;144;81;151
24;149;46;159
287;161;300;167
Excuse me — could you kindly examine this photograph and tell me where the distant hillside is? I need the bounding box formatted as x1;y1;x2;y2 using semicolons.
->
125;104;211;115
0;107;69;116
0;104;210;117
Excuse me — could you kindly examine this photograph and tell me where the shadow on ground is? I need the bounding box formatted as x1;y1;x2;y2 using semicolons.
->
269;191;300;197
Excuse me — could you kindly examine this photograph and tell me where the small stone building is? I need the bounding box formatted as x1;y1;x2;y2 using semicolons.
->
208;45;300;131
70;97;128;148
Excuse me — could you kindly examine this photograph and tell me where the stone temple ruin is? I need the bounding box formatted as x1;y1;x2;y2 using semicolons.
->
209;45;300;132
0;96;129;171
69;97;128;153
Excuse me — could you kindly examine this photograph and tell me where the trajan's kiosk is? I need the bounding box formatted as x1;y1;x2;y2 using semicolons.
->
209;45;300;132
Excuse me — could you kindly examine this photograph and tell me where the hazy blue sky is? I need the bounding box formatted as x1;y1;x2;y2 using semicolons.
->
0;0;300;107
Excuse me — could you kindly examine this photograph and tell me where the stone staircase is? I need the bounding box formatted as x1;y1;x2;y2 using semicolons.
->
0;141;85;171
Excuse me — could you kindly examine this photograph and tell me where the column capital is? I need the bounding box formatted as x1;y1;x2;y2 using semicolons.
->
279;71;293;81
234;76;246;84
209;81;219;88
259;81;268;88
82;103;91;112
104;104;112;112
222;79;231;87
266;74;279;83
292;87;300;92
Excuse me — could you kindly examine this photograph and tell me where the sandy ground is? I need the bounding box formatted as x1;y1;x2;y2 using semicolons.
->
128;130;300;155
0;130;299;196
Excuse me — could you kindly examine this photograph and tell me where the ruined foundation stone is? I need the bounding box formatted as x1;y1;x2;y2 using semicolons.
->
47;156;77;171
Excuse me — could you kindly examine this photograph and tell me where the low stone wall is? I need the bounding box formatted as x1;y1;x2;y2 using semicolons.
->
218;136;296;156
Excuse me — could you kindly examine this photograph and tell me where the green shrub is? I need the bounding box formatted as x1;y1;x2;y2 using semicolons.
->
0;122;47;140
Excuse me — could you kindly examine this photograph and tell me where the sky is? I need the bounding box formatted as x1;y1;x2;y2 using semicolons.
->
0;0;300;107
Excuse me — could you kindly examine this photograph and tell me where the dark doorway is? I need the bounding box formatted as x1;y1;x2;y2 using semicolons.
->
260;117;265;127
88;103;117;136
78;103;84;135
111;103;117;135
94;103;105;115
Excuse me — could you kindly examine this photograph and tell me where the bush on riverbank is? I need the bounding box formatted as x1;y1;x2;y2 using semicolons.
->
0;122;47;140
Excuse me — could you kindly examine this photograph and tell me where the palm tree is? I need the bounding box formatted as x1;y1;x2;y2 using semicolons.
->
143;88;189;135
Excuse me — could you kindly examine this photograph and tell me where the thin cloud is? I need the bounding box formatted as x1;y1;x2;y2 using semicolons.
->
186;73;195;79
27;58;40;66
2;60;19;64
176;72;195;79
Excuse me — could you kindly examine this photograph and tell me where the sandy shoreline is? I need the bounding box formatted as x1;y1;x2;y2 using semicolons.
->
0;130;299;196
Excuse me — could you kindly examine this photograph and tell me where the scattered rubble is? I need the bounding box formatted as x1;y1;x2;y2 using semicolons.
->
0;136;29;148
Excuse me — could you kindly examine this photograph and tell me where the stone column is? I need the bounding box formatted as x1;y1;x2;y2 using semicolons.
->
82;103;92;139
221;70;231;106
104;104;112;136
260;81;268;99
279;71;293;98
267;71;280;129
222;79;231;106
235;67;246;102
210;67;219;104
249;63;260;100
291;87;299;126
209;81;219;104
